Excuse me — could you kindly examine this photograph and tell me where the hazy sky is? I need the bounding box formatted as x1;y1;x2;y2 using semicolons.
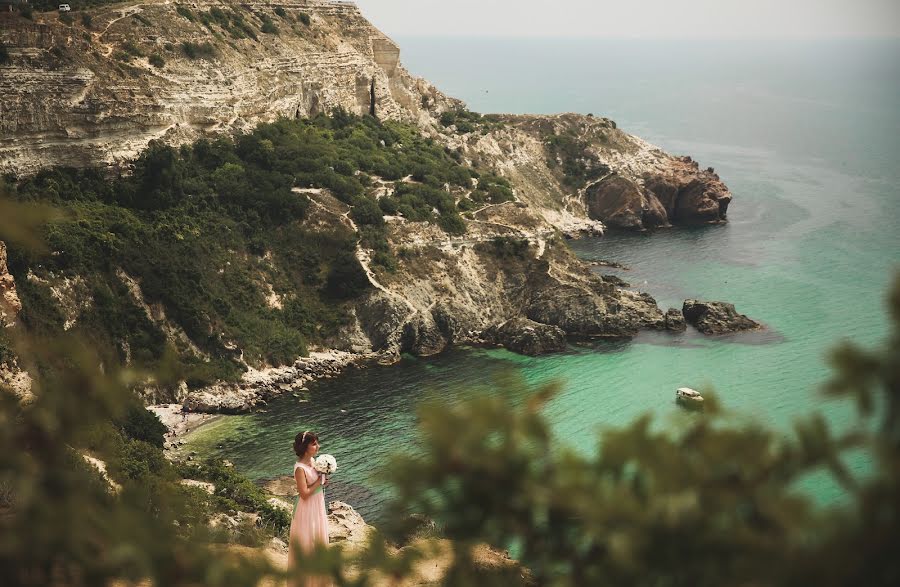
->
357;0;900;39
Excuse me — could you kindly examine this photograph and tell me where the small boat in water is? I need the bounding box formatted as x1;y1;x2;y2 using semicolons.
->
676;387;704;409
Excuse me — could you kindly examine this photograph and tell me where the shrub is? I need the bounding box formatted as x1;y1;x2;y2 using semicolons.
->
274;6;287;18
544;131;609;189
349;195;384;227
118;403;167;448
298;11;310;26
121;41;144;58
487;235;530;259
59;12;74;25
260;17;277;34
148;53;165;68
181;41;217;60
176;5;195;21
437;212;466;235
0;42;9;65
325;250;370;300
80;13;92;28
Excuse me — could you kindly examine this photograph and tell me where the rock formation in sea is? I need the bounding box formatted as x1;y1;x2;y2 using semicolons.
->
682;299;762;334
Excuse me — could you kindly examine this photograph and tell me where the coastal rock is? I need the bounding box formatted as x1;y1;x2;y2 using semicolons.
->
585;174;668;230
644;157;731;225
179;350;365;413
327;501;375;547
402;312;449;357
664;308;687;332
600;274;630;287
482;317;567;356
682;299;762;334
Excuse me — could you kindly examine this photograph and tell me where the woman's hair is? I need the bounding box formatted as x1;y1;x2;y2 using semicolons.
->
293;430;319;458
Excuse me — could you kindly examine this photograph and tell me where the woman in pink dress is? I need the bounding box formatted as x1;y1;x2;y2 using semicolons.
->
288;430;330;587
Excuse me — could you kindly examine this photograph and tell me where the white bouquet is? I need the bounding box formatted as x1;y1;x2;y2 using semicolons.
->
313;454;337;477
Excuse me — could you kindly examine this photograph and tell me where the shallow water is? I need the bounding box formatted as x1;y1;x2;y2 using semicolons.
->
183;39;900;526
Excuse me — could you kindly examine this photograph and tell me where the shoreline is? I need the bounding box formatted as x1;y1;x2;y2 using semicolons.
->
147;403;223;448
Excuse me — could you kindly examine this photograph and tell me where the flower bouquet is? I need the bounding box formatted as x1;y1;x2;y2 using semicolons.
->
313;454;337;485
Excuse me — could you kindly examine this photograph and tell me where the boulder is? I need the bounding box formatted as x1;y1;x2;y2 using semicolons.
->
584;174;668;230
644;157;731;226
664;308;686;331
682;300;761;334
483;317;567;356
327;501;375;547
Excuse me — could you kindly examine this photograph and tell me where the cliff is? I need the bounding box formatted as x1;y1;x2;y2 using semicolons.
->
0;1;734;410
0;0;729;230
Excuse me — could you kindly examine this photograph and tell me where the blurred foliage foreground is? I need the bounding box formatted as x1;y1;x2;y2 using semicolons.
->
1;195;899;585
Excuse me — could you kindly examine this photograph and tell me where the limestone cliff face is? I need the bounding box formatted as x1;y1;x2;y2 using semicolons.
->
0;1;456;174
0;1;729;232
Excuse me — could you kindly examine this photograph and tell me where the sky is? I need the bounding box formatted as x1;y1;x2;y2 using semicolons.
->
356;0;900;39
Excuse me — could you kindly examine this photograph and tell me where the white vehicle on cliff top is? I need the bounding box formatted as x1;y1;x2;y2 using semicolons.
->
58;4;70;11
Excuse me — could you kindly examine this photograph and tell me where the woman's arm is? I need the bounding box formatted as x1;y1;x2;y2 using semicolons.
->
295;467;322;500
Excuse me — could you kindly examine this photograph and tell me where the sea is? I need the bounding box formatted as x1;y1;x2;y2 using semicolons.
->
182;38;900;526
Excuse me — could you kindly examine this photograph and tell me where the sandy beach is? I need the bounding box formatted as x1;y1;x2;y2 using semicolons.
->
147;403;222;443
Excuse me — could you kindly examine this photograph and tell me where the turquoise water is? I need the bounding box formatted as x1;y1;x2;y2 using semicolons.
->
184;39;900;526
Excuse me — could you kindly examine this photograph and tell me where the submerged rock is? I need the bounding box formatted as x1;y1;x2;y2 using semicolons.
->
682;300;761;334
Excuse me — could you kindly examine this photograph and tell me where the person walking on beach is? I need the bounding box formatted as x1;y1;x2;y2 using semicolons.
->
288;430;330;587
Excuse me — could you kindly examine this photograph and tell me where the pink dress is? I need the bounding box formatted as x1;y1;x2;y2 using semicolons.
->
288;461;330;587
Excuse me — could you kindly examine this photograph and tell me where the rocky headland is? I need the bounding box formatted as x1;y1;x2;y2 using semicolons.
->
0;0;755;413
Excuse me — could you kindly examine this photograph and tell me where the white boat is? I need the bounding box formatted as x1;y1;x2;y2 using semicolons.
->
676;387;704;407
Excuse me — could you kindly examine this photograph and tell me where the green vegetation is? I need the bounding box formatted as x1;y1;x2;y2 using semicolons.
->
199;7;258;41
298;11;311;26
177;458;292;535
470;172;514;205
180;40;217;60
439;108;505;135
260;16;278;35
0;42;9;65
544;130;609;189
80;13;92;27
4;112;477;386
176;5;195;21
274;6;287;19
59;11;73;25
481;235;530;259
148;52;165;68
121;41;144;58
